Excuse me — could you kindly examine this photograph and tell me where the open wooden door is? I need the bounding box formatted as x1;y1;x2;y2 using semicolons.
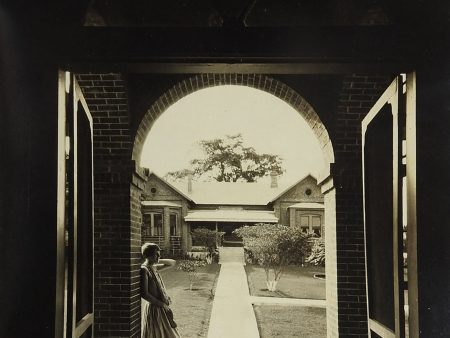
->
362;74;418;338
56;71;94;338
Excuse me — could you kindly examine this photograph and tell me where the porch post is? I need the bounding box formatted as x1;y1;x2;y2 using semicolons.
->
215;222;219;247
163;207;171;251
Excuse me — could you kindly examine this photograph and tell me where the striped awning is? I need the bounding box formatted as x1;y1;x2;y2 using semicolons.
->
184;209;278;223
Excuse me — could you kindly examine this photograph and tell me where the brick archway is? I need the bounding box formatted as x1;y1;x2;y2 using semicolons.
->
132;74;334;169
132;73;338;337
76;72;392;337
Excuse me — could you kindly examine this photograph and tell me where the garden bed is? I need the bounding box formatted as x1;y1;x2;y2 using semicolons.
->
245;264;325;299
254;304;326;337
159;262;220;337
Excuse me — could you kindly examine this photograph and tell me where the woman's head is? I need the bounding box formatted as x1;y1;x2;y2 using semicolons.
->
141;242;161;262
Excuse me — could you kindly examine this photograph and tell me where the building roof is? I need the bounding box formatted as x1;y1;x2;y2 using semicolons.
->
169;173;317;206
184;209;278;223
171;181;283;205
268;174;318;203
147;171;194;202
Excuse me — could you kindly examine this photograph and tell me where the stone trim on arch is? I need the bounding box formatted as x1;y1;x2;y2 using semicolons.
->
132;74;334;167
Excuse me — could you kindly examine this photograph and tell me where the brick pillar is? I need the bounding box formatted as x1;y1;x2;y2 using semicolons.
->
77;73;141;337
332;74;390;337
131;169;146;335
319;174;338;338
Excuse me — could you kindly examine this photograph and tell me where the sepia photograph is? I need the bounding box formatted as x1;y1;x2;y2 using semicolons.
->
1;1;449;337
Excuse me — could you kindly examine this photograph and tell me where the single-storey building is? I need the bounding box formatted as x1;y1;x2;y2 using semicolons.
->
141;171;324;254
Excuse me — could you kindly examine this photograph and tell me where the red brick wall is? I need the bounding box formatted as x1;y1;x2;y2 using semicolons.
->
331;74;390;337
77;72;390;338
77;73;142;338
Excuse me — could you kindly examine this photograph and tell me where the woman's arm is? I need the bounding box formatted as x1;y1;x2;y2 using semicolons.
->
159;259;176;266
140;268;170;310
155;259;176;271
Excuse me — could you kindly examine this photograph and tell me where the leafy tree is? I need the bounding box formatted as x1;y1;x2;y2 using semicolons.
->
191;227;225;263
165;134;284;182
177;260;207;291
234;223;311;291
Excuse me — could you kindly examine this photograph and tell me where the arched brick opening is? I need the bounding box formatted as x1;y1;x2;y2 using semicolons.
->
132;74;334;169
132;73;338;336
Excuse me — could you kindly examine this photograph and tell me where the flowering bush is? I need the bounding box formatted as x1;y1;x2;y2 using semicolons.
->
234;223;312;291
177;260;207;291
306;238;325;267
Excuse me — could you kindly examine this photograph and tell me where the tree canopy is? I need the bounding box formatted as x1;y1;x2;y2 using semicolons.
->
165;134;284;182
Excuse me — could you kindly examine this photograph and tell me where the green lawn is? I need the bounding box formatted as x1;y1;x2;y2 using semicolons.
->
247;265;327;336
159;263;324;336
159;262;220;337
245;264;325;299
254;305;326;337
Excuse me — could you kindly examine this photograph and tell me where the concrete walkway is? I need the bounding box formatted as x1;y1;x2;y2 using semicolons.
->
207;247;260;338
250;296;326;307
207;247;326;337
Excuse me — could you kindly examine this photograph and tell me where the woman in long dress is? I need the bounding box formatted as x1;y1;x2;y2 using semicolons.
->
141;243;180;338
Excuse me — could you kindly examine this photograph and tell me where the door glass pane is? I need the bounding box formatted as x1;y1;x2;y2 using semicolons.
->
79;326;92;338
76;101;93;325
364;104;395;330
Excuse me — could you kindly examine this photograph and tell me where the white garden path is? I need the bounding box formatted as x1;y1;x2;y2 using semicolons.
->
207;247;326;338
207;247;259;338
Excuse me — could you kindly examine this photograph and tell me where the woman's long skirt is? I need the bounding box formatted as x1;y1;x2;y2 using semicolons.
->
141;300;181;338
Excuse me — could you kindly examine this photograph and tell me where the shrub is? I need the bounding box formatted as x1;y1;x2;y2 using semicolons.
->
234;223;312;291
189;246;208;252
243;247;257;264
191;228;225;263
306;238;325;267
177;259;207;291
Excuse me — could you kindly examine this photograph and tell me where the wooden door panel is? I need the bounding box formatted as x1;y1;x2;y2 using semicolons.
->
56;72;94;338
362;77;405;338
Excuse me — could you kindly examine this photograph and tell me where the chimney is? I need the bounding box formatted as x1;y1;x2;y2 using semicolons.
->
187;171;193;193
270;171;278;188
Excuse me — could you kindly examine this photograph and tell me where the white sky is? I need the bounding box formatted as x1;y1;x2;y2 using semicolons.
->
141;85;325;186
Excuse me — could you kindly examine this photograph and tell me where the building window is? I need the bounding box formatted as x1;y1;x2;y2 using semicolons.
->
170;213;178;236
297;212;322;237
152;213;163;235
144;212;163;236
142;214;151;236
311;215;321;237
300;215;310;234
